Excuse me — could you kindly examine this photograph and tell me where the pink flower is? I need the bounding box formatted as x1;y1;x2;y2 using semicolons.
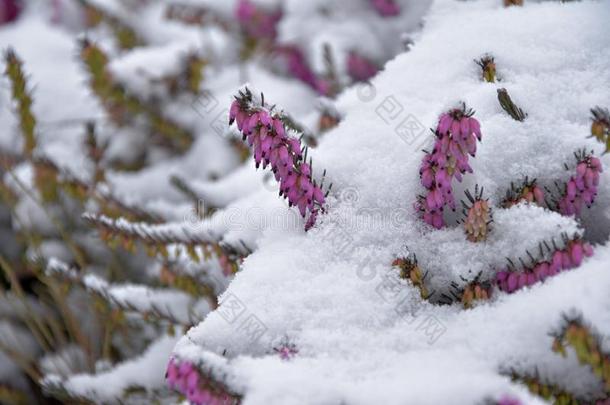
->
229;89;329;230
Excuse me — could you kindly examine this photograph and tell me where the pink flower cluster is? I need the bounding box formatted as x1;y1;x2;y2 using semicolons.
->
274;342;298;360
463;197;491;243
166;358;234;405
370;0;400;17
558;151;603;216
417;104;482;229
0;0;21;24
235;0;282;41
275;46;330;95
346;52;379;83
229;89;327;230
496;239;593;294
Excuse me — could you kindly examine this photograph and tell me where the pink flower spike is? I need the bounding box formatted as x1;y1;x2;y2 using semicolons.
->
231;89;328;229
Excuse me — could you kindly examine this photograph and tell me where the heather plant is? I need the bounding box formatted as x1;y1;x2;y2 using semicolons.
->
229;88;330;230
0;1;608;405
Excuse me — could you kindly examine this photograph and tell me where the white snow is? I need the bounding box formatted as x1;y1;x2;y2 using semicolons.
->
172;1;610;404
1;0;609;403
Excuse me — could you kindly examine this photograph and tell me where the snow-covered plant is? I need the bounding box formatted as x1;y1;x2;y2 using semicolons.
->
551;315;610;393
79;0;141;49
0;1;609;404
80;40;193;153
509;313;610;404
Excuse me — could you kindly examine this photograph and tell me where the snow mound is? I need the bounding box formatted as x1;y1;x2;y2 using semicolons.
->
172;1;610;404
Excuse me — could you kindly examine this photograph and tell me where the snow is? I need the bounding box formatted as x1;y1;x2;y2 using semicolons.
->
172;1;610;404
0;0;609;403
